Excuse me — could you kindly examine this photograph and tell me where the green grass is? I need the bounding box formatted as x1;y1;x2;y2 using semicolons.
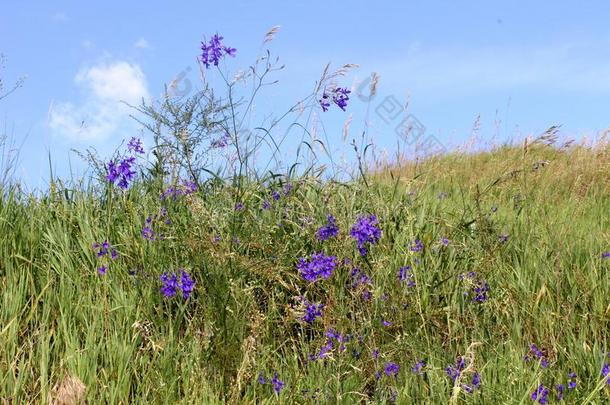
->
1;142;609;403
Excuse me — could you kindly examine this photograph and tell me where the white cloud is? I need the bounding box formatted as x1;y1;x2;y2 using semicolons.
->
49;61;150;142
134;38;151;49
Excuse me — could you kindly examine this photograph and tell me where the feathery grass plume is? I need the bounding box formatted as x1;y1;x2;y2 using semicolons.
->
368;72;380;98
263;25;281;44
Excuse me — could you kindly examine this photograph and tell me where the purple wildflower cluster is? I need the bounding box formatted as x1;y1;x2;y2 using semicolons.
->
384;362;400;378
127;136;145;154
445;357;481;394
142;207;170;241
160;180;198;200
309;329;354;362
531;374;575;405
106;137;145;189
531;384;549;404
257;372;284;394
300;298;324;324
160;269;195;299
458;272;490;303
319;87;351;112
200;34;236;69
296;252;337;282
602;251;610;259
350;214;381;256
398;265;416;287
211;133;230;149
316;214;339;241
92;240;118;275
106;156;136;189
525;344;549;368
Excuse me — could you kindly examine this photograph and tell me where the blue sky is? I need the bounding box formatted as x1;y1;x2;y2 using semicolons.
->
2;1;610;189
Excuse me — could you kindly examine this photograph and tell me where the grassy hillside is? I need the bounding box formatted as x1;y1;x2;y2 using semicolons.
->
1;140;609;403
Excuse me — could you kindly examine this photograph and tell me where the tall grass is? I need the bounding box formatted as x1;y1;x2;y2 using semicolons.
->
2;32;610;404
1;139;609;403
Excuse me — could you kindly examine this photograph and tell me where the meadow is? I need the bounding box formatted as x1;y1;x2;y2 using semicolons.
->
1;32;610;404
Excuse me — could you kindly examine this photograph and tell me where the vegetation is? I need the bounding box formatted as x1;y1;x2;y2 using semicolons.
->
1;31;609;404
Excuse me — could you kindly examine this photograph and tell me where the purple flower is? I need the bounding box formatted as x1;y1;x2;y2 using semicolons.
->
556;384;564;401
314;339;334;360
297;252;337;282
498;233;509;244
459;272;490;303
602;252;610;259
409;239;424;253
106;156;137;189
211;133;230;148
319;93;331;112
531;384;549;404
526;344;548;368
445;357;481;394
257;372;266;385
142;225;155;241
200;34;236;69
398;265;416;287
271;373;284;394
180;269;195;299
440;237;449;246
567;372;577;389
384;362;400;378
302;300;324;324
316;215;339;241
445;357;468;384
350;214;381;256
412;359;426;375
382;320;392;327
97;265;107;276
106;160;119;183
472;280;490;303
127;137;144;154
161;180;197;200
160;272;179;298
602;363;610;384
472;372;481;388
319;87;351;111
93;240;118;260
332;87;350;111
235;202;245;211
